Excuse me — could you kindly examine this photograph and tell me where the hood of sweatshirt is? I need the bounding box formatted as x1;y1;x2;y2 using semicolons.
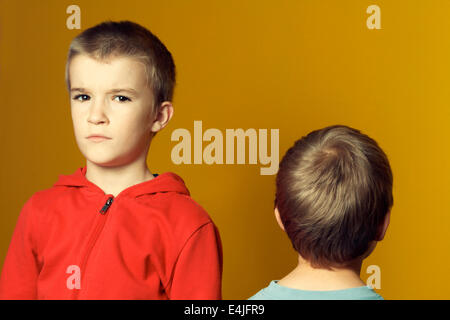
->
52;166;190;198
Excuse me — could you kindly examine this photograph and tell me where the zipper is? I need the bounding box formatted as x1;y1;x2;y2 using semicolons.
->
99;197;114;214
72;196;114;299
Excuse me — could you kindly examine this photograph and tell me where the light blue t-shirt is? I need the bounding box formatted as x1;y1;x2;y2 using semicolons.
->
249;280;384;300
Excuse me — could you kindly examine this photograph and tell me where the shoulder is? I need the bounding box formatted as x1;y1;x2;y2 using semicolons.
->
17;183;78;228
17;187;53;215
141;189;214;228
248;281;279;300
24;185;69;211
11;187;59;245
169;193;212;221
330;286;384;300
359;287;384;300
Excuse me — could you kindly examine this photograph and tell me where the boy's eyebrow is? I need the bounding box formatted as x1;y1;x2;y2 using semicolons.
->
70;87;138;95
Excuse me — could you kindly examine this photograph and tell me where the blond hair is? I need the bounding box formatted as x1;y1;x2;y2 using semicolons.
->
65;20;175;109
275;125;393;269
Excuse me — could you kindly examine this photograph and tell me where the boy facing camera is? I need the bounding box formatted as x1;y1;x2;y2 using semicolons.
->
0;20;222;300
250;125;393;300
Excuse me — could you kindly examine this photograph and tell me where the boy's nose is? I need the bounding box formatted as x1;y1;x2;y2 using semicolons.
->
87;99;109;124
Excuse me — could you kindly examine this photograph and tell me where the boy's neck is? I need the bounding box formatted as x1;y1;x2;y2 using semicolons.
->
85;161;155;197
277;255;366;291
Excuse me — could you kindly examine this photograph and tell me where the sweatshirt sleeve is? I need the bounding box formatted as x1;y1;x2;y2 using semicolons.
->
0;196;40;299
167;222;223;300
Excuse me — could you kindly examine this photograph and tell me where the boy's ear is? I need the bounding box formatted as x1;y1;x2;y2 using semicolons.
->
151;101;174;133
375;210;391;241
274;207;285;232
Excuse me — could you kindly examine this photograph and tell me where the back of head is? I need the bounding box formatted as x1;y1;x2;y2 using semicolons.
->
65;20;175;108
275;125;393;269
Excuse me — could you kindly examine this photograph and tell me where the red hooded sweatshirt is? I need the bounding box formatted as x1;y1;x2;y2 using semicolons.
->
0;166;222;300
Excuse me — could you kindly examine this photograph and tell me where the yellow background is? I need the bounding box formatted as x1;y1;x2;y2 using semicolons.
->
1;0;449;299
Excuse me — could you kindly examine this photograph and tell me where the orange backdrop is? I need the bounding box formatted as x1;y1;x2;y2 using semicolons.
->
0;0;449;299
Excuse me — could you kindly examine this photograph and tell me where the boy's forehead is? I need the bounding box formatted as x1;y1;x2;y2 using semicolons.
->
72;53;141;67
69;54;148;90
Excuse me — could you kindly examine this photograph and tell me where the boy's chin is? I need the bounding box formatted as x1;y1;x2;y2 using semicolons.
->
84;155;127;168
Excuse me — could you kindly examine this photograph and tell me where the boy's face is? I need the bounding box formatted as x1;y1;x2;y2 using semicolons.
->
69;54;157;167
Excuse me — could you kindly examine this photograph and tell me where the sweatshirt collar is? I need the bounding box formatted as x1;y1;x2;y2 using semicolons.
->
53;166;190;198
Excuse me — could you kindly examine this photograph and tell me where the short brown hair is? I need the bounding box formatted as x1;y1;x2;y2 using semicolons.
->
65;20;176;108
275;125;393;269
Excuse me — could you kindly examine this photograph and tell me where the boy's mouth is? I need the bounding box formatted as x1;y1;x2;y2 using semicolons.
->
86;135;111;142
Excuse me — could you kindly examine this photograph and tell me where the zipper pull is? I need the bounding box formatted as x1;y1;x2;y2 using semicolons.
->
99;197;114;214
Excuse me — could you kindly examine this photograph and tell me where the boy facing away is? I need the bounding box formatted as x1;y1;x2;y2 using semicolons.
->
0;20;222;300
250;125;393;300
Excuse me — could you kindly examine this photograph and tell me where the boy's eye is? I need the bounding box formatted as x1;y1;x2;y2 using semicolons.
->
73;94;90;101
114;95;131;102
